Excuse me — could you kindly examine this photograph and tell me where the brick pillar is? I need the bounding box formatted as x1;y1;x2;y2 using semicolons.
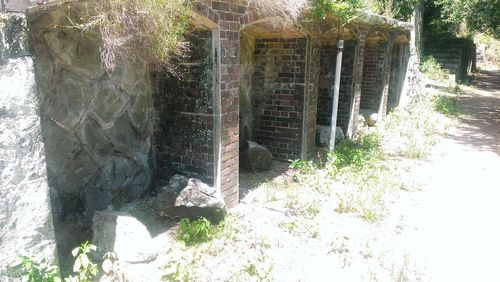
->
378;33;395;118
213;1;246;208
301;35;321;159
347;27;368;138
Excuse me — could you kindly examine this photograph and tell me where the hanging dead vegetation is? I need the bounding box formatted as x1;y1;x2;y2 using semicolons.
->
69;0;192;74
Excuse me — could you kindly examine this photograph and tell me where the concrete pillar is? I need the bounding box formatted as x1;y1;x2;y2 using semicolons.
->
347;27;369;138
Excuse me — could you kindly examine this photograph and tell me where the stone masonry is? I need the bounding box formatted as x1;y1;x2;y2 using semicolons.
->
0;12;57;277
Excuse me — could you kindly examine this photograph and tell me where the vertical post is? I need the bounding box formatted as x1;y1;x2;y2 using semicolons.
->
329;39;344;151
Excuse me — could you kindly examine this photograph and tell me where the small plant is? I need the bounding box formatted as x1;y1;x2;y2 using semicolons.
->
432;94;461;116
177;217;226;245
7;256;61;282
420;56;449;81
289;159;317;174
65;242;99;282
326;131;381;174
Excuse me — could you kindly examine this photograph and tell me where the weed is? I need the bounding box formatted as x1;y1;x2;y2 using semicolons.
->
176;217;226;246
7;256;60;282
432;94;461;116
326;131;381;175
280;219;299;233
65;242;99;282
420;56;449;81
289;159;317;174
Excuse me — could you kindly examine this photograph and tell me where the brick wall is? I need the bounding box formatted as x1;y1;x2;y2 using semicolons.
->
317;41;356;134
152;28;215;185
360;42;387;111
251;37;307;161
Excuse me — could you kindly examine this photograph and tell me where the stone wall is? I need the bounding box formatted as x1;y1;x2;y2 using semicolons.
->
317;41;356;133
27;5;153;265
0;12;56;276
152;27;215;185
251;37;307;161
388;44;409;112
360;42;387;112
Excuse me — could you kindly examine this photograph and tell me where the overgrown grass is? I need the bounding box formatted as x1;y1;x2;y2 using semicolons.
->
432;95;461;116
420;55;449;81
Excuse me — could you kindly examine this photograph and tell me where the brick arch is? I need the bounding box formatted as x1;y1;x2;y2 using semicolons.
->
191;1;220;28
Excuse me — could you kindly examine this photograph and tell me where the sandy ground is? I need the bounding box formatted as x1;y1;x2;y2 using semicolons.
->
234;69;500;281
114;70;499;282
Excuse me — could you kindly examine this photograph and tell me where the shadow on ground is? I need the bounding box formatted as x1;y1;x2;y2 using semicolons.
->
239;161;291;199
446;70;500;155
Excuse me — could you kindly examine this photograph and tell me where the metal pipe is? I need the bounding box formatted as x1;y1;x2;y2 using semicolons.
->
329;39;344;151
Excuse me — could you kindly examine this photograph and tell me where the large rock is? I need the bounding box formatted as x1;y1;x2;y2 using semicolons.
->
0;16;57;277
153;175;226;223
367;113;379;127
92;211;157;263
240;140;273;172
315;125;345;147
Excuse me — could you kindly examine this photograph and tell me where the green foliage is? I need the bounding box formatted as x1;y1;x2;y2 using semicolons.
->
7;256;61;282
326;131;381;174
7;242;99;282
288;159;317;174
366;0;419;21
311;0;364;24
419;56;448;81
432;95;461;116
65;242;99;282
177;217;226;246
436;0;500;36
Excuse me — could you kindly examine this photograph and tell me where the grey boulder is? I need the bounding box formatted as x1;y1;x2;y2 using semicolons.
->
316;125;345;147
153;175;226;223
240;140;273;172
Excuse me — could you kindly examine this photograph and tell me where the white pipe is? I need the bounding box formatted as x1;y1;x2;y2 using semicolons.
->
329;39;344;151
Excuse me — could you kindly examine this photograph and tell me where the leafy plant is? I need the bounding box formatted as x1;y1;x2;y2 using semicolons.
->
289;159;317;174
326;131;381;174
7;256;61;282
432;94;461;116
65;242;99;282
419;55;449;81
311;0;364;24
177;217;226;245
366;0;419;21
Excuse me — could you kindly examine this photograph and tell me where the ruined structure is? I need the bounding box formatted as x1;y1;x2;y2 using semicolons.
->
0;0;423;275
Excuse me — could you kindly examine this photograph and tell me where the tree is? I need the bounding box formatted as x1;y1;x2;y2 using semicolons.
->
435;0;500;36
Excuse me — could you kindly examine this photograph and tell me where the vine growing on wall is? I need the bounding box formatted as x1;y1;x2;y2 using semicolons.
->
71;0;193;74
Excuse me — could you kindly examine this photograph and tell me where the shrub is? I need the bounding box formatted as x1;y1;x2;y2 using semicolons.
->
177;217;226;246
419;55;449;81
327;131;381;173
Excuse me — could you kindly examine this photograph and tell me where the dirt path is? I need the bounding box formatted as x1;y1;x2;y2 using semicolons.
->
394;69;500;281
